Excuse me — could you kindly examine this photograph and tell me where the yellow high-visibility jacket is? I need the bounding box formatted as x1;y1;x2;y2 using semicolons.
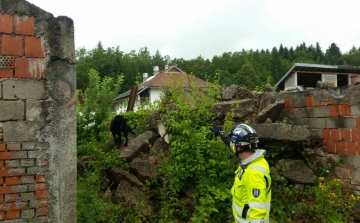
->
232;154;271;223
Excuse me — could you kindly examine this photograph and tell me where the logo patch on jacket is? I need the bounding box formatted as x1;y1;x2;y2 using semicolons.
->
252;188;260;198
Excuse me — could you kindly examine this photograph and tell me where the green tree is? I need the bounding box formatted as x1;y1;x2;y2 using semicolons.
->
325;43;343;65
77;69;123;144
343;46;360;66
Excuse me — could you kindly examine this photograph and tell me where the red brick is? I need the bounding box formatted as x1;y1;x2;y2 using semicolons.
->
14;15;34;35
14;58;46;79
339;104;351;116
321;140;327;146
346;142;358;155
326;100;333;105
0;177;3;185
0;161;4;168
357;116;360;128
39;200;48;207
35;183;46;191
36;175;46;183
0;152;22;160
36;207;49;216
0;13;13;34
0;186;11;194
330;105;340;117
341;129;352;141
336;142;346;154
5;177;19;185
9;202;27;211
322;129;331;140
36;190;48;199
330;129;340;141
320;101;328;106
6;144;21;151
352;129;360;141
284;98;291;108
0;195;3;202
0;144;5;151
6;210;20;219
289;108;297;118
334;165;353;179
0;170;9;177
306;96;314;107
314;101;321;106
1;35;22;56
0;211;4;220
0;70;13;78
350;76;357;85
326;141;336;154
24;36;45;57
14;57;28;78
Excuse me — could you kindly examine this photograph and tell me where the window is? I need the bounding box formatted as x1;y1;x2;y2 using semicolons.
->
337;74;348;87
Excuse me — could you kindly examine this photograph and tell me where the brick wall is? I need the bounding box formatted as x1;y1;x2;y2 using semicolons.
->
279;88;360;195
0;12;50;222
0;0;76;222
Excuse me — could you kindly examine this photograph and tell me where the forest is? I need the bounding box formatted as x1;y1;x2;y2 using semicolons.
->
75;42;360;93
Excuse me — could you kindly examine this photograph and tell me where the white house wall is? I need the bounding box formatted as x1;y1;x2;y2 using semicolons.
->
150;88;162;104
322;73;337;87
285;72;297;89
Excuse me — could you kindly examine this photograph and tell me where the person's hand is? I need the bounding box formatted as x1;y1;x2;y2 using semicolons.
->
212;126;223;136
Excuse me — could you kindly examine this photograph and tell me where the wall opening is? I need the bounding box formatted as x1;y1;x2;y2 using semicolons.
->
337;74;349;86
297;72;322;88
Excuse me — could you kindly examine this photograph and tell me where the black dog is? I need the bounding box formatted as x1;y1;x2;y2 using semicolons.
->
110;115;136;148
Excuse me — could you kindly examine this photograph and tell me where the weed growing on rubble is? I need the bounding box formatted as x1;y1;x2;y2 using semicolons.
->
270;175;360;223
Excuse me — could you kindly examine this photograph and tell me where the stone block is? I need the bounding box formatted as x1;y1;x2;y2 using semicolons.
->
0;101;24;121
292;118;326;129
22;143;49;151
309;89;334;102
326;117;356;128
11;185;28;193
252;123;310;142
341;154;360;168
3;121;45;142
351;105;360;116
3;79;46;100
294;108;309;118
307;106;331;118
354;168;360;182
26;100;46;122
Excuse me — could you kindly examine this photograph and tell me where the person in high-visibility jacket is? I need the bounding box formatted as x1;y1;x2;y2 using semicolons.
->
219;123;271;223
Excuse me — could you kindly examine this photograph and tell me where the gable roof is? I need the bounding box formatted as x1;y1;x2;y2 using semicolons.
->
139;65;208;88
114;65;208;102
275;63;360;88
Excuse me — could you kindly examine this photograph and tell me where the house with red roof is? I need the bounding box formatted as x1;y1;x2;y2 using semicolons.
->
113;65;208;113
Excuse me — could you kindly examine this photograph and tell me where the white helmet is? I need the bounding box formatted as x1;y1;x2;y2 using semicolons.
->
231;124;259;147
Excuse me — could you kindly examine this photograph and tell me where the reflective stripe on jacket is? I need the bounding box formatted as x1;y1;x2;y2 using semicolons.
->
231;155;271;223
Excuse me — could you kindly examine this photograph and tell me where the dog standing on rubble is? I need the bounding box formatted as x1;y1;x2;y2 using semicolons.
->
110;115;136;148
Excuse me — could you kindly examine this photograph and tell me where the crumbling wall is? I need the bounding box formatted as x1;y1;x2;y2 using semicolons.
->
277;85;360;195
0;0;76;222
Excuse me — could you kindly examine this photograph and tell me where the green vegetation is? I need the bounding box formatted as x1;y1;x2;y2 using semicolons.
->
76;67;359;223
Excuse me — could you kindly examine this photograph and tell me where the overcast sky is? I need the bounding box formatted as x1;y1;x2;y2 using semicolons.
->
27;0;360;60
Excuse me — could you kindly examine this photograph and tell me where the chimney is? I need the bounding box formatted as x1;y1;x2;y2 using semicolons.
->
165;64;169;70
153;66;159;76
143;73;149;82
